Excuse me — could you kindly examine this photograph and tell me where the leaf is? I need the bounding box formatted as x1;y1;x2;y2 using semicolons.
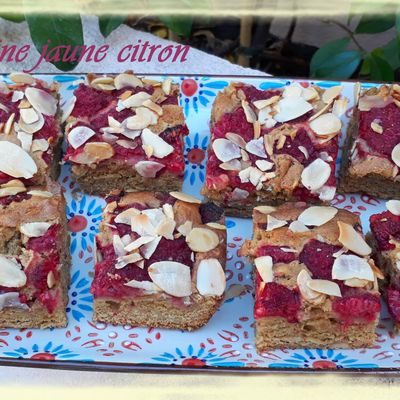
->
381;37;400;69
310;38;362;79
0;13;25;23
356;13;395;33
25;14;84;71
98;15;125;37
159;15;193;37
367;51;395;81
360;58;370;76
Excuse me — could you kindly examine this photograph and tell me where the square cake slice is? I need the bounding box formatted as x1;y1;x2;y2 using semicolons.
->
239;203;382;352
201;82;346;216
0;182;70;328
0;72;62;187
91;190;227;330
64;73;189;195
369;200;400;330
340;84;400;199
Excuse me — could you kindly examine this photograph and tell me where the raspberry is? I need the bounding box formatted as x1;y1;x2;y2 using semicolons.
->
199;202;224;224
299;239;342;279
71;83;114;117
239;85;279;102
256;245;297;263
332;291;381;323
387;287;400;323
26;224;60;253
370;211;400;251
255;282;300;322
213;107;254;142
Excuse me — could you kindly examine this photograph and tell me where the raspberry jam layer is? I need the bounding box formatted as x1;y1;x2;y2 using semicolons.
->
65;83;187;177
387;287;400;324
205;85;338;202
358;103;400;160
370;211;400;251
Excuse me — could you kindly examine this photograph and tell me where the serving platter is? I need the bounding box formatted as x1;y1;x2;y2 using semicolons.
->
0;73;398;373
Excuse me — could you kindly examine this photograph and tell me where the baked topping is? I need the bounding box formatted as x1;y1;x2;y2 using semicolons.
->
64;73;188;179
91;191;226;301
206;82;343;202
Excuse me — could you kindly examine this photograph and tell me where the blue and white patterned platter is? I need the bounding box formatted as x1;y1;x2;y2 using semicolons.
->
0;73;397;372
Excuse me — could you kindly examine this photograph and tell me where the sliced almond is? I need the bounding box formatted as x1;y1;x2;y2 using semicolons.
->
283;85;303;98
148;261;192;297
337;221;371;256
245;138;267;158
20;108;39;125
141;128;173;158
344;278;369;288
371;119;383;134
254;205;276;214
9;72;34;85
187;227;219;252
300;158;331;191
124;279;162;292
126;107;157;130
387;200;400;216
297;206;338;227
274;97;313;123
297;269;321;300
231;188;249;200
91;76;114;87
266;215;287;231
241;100;256;123
114;73;143;90
131;214;156;236
0;186;26;197
0;256;26;288
143;99;163;116
169;191;201;204
212;138;241;163
288;220;310;233
17;131;32;152
47;271;56;289
220;159;241;171
301;87;319;101
206;222;226;230
20;221;52;237
196;258;225;296
0;141;37;178
4;113;15;134
332;98;348;117
155;218;176;240
116;139;137;149
115;252;143;269
114;208;141;224
255;159;274;171
112;234;126;256
225;132;247;148
141;236;162;259
82;142;115;163
177;221;193;237
391;143;400;167
162;77;172;95
307;279;341;297
61;95;76;123
254;256;273;282
135;160;164;178
318;185;336;201
298;146;309;159
27;190;53;198
124;235;155;252
24;87;57;116
31;139;49;152
253;96;280;109
68;126;96;149
18;111;44;134
322;86;342;104
332;254;374;281
309;113;341;136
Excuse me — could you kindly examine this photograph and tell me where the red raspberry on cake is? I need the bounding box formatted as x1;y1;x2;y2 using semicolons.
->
239;203;383;352
201;82;346;216
369;200;400;330
63;72;189;195
341;84;400;198
90;190;227;330
0;72;62;189
0;182;70;328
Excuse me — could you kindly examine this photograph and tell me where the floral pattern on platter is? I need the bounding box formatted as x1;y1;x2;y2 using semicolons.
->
0;74;395;372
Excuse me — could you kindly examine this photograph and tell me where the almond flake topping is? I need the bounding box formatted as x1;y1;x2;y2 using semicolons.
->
254;256;273;282
124;279;161;292
17;131;32;152
219;159;241;171
255;159;274;171
332;98;348;117
288;220;310;233
79;142;115;164
187;227;219;252
9;72;34;84
322;85;342;104
332;254;374;281
309;113;341;136
177;221;193;237
20;222;52;238
344;278;369;288
254;205;276;214
0;141;37;179
162;78;172;95
241;100;256;123
253;96;280;109
131;214;156;236
266;215;287;231
169;191;201;204
20;108;39;125
27;190;53;199
225;132;247;148
112;234;126;257
114;207;140;224
371;119;383;134
126;107;157;130
141;236;162;259
0;256;26;288
387;200;400;216
114;73;143;90
298;146;309;159
337;221;371;256
68;126;96;149
141;128;173;158
142;99;163;116
4;113;15;134
297;206;338;227
274;97;313;123
196;258;226;296
135;160;164;178
0;186;26;197
245;138;268;158
25;87;57;116
124;235;155;252
148;261;192;297
206;222;226;230
307;279;342;297
391;143;400;167
116;253;143;269
231;188;249;200
301;158;331;191
212;138;241;162
297;269;322;301
18;112;45;134
61;95;77;123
